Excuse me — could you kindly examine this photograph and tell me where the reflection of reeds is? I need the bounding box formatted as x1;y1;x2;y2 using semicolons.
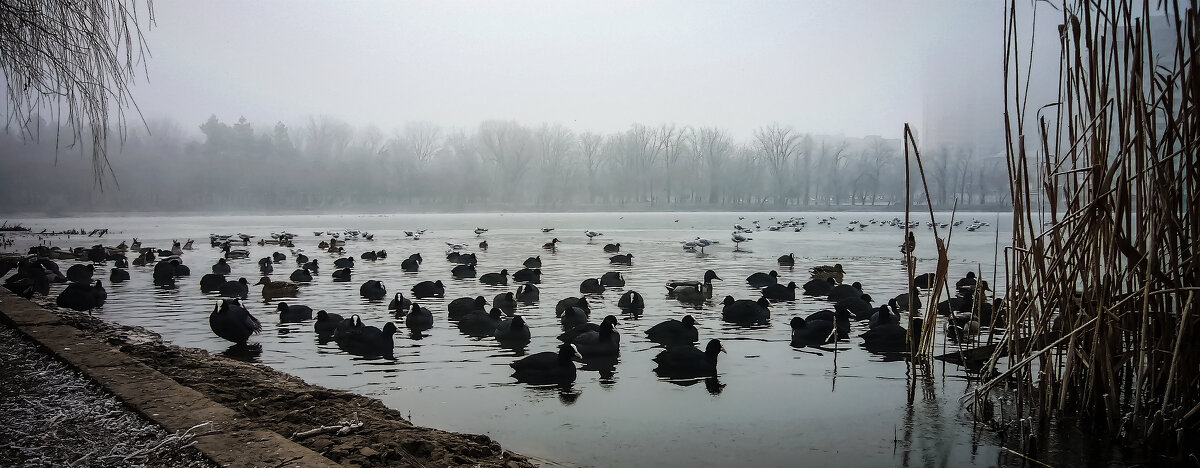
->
969;0;1198;455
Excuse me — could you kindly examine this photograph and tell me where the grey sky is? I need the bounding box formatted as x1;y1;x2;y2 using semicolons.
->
133;1;1007;140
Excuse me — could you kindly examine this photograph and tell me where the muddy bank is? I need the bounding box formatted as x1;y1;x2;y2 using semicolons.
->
12;295;536;468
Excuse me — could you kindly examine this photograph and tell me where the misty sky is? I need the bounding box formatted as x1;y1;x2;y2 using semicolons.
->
132;1;1008;140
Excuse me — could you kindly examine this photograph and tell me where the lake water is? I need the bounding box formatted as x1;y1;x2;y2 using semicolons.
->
4;211;1031;467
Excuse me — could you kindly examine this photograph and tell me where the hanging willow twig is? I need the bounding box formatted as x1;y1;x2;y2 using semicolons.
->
0;0;155;190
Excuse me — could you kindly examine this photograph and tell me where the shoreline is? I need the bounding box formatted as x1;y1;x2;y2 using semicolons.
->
0;290;537;468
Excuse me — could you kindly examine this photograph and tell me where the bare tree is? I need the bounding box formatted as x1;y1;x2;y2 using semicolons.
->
403;121;443;167
657;124;688;204
478;120;532;201
1;0;154;188
690;127;732;205
534;123;575;206
301;115;353;159
578;132;604;203
754;123;801;206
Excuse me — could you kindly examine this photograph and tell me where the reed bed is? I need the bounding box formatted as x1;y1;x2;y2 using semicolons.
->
954;0;1199;459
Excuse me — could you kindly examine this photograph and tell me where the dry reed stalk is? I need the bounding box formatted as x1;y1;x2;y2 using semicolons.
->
966;0;1199;457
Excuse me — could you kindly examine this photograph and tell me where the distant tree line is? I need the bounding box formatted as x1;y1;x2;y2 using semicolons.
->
0;116;1011;213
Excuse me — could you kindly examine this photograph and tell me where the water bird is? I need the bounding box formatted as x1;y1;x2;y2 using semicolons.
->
479;269;509;286
313;310;344;336
721;296;771;324
566;317;620;358
556;297;591;329
827;281;864;302
258;257;273;274
790;317;836;348
451;264;477;279
109;268;130;283
835;294;874;320
303;259;319;273
746;270;779;288
617;290;645;311
388;293;412;315
761;281;799;301
603;243;621;253
331;268;352;281
778;253;795;266
474;227;488;236
543;238;560;250
862;318;915;353
359;280;387;300
803;277;836;296
209;299;261;344
412;280;445;298
337;320;397;357
600;271;625;287
513;268;541;284
609;253;632;265
289;268;313;282
333;257;355;269
56;280;106;311
405;303;434;331
693;237;716;253
558;315;619;343
493;292;517;315
541;228;554;233
272;251;286;263
522;256;542;269
805;309;852;339
579;278;605;294
584;230;603;240
511;344;582;384
276;302;313;322
653;339;725;377
458;308;504;337
516;283;540;302
666;269;721;301
218;278;249;299
646;315;698;346
495;315;531;344
810;264;845;283
401;254;421;272
448;296;489;320
446;242;468;251
66;263;94;283
730;231;752;250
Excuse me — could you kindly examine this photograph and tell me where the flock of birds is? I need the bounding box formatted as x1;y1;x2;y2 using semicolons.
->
1;222;1003;386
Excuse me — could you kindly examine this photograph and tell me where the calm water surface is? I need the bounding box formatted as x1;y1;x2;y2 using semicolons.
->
6;211;1021;467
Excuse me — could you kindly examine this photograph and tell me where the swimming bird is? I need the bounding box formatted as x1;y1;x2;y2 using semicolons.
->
359;280;387;300
272;251;286;263
511;344;582;384
603;243;621;253
446;242;469;251
542;228;555;233
412;280;445;298
515;283;540;303
579;278;605;294
218;278;250;299
761;281;799;301
405;303;434;331
494;315;531;344
665;269;721;299
609;253;633;265
401;254;421;272
543;238;560;250
448;296;489;320
810;264;845;284
835;293;875;320
289;268;313;282
600;271;625;287
479;269;509;286
827;281;864;302
584;230;603;241
617;290;645;311
862;318;916;353
778;253;795;266
295;253;309;266
331;268;352;281
56;280;105;311
493;292;517;315
458;308;504;337
913;272;937;289
209;299;261;344
556;297;590;329
746;270;779;288
451;264;477;279
388;293;413;315
868;304;896;329
338;321;397;357
211;259;232;275
333;257;355;269
109;268;130;283
199;273;226;292
313;310;344;336
360;251;378;261
568;317;620;358
276;302;313;322
805;309;852;339
523;256;542;268
653;339;725;377
557;315;619;343
66;263;94;283
645;315;698;346
303;259;319;273
513;268;541;284
255;276;299;300
790;317;836;348
892;286;922;312
721;296;771;324
474;227;488;236
802;277;836;297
